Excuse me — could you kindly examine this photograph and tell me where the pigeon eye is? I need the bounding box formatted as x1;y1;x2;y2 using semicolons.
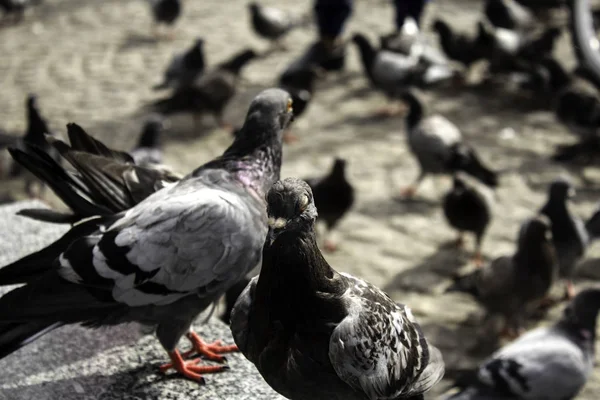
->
286;98;293;114
298;194;309;212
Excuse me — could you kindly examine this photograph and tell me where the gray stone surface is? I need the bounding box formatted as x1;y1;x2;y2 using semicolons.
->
1;0;600;399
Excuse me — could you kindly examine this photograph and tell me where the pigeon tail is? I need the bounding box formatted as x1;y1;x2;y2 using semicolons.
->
449;144;499;188
0;321;62;359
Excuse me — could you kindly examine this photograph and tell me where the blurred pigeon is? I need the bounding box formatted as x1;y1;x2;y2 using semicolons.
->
147;0;181;37
305;158;355;252
484;0;535;31
380;17;420;56
248;2;307;48
399;91;499;198
8;122;181;226
0;88;293;382
585;202;600;241
445;287;600;400
130;116;167;167
352;33;454;115
149;48;258;130
153;37;206;91
0;94;59;197
432;20;491;71
231;177;445;400
540;178;589;299
0;0;41;22
443;174;493;266
446;215;558;337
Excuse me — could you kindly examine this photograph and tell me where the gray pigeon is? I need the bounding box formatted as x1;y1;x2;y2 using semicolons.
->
446;215;558;336
444;287;600;400
130;115;167;168
231;177;445;400
399;91;498;198
248;2;306;48
540;177;589;299
0;88;293;382
153;37;206;91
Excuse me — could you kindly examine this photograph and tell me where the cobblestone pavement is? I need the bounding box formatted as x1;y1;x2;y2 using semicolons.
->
1;0;600;399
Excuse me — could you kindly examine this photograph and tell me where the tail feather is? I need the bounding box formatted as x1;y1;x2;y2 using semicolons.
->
0;217;102;285
449;144;499;188
17;208;79;224
65;123;133;164
0;321;61;359
8;146;111;217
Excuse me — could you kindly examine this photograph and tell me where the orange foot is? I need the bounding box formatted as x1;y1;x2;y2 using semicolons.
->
399;185;417;199
564;281;576;300
160;350;230;383
472;250;483;268
182;331;238;361
323;239;338;252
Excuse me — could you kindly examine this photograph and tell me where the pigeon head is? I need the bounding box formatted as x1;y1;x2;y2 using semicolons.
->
194;37;205;47
26;94;38;110
561;287;600;338
432;19;449;35
518;215;552;247
266;178;318;244
242;88;294;136
399;91;423;129
548;177;575;202
248;2;259;13
451;174;468;191
331;158;347;177
540;58;570;91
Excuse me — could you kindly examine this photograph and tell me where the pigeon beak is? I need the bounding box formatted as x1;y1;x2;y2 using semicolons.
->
267;228;280;246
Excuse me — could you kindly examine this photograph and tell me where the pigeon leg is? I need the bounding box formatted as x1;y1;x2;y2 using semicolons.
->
399;172;425;198
564;280;576;300
181;331;238;362
283;131;299;144
160;350;229;382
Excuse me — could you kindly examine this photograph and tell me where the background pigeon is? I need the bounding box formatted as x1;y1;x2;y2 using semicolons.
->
247;2;307;49
231;177;445;400
147;0;181;38
540;177;589;299
444;287;600;400
446;215;558;337
399;91;498;198
443;174;493;266
153;37;206;91
305;158;355;252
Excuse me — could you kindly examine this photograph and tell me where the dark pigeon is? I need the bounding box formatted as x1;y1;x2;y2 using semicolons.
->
444;287;600;400
540;177;589;299
432;20;491;71
148;0;181;31
446;215;558;337
248;2;307;47
149;48;259;130
0;88;292;382
484;0;535;31
231;177;445;400
130;116;167;168
153;37;206;91
443;174;493;266
305;158;355;252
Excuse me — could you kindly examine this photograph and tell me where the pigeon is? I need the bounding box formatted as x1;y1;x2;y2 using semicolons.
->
231;177;445;400
399;91;499;198
446;215;558;337
351;33;453;114
0;94;59;197
305;158;355;252
6;122;181;226
0;88;293;382
540;177;589;299
248;2;308;48
585;202;600;241
444;287;600;400
278;66;321;122
153;37;206;91
149;48;259;130
432;20;491;71
443;174;493;266
147;0;181;37
220;275;251;325
484;0;535;31
130;116;167;168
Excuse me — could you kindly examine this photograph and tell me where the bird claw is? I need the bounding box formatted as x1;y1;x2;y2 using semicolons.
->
184;332;238;363
160;351;230;382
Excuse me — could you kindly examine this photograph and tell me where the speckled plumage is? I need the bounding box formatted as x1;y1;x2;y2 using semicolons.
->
232;178;444;400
